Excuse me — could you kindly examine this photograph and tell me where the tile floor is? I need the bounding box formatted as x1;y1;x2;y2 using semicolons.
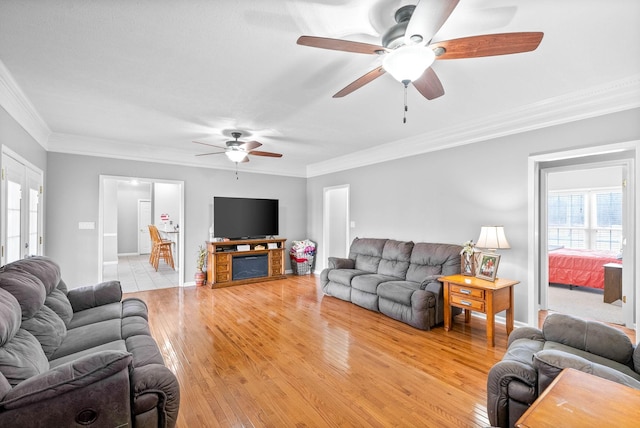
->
103;254;178;293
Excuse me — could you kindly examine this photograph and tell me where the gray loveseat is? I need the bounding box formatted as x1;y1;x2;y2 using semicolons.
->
320;238;462;330
487;313;640;428
0;256;180;427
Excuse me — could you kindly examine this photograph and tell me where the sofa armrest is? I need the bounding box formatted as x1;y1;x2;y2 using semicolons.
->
328;257;354;269
422;277;460;325
0;351;133;427
533;349;640;393
131;364;181;428
507;326;544;348
486;359;538;428
67;280;123;312
1;351;132;409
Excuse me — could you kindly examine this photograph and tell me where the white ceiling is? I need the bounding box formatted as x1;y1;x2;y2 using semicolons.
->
1;0;639;177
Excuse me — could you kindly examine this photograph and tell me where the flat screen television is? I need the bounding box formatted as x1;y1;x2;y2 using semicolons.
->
213;196;279;240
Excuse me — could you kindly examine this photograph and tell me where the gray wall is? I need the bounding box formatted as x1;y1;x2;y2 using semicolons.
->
306;108;640;324
46;153;307;287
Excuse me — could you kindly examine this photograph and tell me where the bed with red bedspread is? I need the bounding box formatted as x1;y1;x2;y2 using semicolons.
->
548;247;621;289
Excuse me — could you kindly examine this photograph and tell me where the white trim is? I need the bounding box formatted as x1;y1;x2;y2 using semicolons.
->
48;133;307;178
0;60;51;148
98;175;185;287
323;184;350;271
2;55;637;180
308;74;640;177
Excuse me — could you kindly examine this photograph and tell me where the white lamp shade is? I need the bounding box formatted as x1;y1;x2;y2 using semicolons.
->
476;226;511;250
382;45;436;83
225;150;247;163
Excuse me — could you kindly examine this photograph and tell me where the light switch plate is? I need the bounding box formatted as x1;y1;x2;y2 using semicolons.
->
78;222;95;230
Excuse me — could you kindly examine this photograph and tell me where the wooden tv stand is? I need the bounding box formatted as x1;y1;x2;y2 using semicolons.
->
206;238;286;288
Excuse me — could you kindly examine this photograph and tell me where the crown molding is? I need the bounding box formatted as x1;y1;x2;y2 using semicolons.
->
306;74;640;177
47;133;307;178
0;60;51;148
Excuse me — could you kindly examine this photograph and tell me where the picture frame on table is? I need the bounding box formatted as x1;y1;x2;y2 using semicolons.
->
476;252;501;281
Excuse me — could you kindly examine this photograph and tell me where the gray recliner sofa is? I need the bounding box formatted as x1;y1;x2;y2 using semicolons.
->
487;312;640;428
0;256;180;427
320;238;462;330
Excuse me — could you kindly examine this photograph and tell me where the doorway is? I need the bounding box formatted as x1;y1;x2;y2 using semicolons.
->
323;185;350;268
528;142;638;335
1;147;43;265
98;175;184;290
543;165;624;325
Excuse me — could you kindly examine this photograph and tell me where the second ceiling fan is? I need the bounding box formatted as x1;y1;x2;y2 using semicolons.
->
297;0;543;101
194;132;283;163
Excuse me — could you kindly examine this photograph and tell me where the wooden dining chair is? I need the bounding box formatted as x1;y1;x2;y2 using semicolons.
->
148;225;175;271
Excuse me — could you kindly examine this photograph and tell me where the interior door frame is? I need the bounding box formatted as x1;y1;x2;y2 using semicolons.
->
0;145;44;264
98;175;185;286
323;184;350;271
528;141;639;340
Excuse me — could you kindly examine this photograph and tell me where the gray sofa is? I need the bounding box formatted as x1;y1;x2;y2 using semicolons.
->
487;313;640;428
320;238;462;330
0;256;180;427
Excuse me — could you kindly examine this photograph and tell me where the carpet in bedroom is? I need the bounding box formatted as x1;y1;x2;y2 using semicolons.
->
548;283;623;325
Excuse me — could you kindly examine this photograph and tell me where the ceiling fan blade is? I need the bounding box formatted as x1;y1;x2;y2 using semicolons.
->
405;0;460;46
240;140;262;151
333;66;386;98
431;32;544;59
249;150;283;158
412;68;445;100
297;36;387;55
195;151;225;157
193;140;226;150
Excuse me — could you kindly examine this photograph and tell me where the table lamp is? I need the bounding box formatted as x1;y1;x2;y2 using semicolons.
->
475;226;510;281
476;226;510;253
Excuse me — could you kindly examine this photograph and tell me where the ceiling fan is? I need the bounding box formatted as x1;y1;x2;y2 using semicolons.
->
193;132;283;163
297;0;543;103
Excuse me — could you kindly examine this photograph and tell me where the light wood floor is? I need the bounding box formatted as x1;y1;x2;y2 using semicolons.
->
126;274;515;428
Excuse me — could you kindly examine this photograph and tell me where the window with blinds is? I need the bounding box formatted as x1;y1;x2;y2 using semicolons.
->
548;189;622;251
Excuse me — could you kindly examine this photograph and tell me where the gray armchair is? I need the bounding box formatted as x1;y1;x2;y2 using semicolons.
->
487;313;640;428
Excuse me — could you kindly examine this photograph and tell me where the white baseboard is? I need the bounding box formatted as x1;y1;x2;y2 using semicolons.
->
470;312;531;329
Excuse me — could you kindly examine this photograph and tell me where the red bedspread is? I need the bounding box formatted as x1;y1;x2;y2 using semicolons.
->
548;248;621;289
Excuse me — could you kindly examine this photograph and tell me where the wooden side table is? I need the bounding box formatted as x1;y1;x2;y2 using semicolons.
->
516;368;640;427
439;274;519;347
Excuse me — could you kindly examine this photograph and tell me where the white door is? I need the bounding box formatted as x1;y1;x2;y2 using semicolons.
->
138;199;152;255
323;185;350;268
1;150;43;264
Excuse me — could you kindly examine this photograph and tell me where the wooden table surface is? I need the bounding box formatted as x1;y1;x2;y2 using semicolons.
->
516;368;640;427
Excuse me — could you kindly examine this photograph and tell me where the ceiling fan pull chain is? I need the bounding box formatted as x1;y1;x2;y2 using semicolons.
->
403;80;409;123
235;162;239;180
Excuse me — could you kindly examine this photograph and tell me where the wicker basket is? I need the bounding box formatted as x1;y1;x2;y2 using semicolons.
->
291;254;314;275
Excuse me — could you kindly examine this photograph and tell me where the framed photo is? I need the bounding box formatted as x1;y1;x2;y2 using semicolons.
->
476;252;501;281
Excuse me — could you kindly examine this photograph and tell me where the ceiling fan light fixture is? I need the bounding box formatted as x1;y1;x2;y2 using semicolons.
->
225;150;247;163
382;45;435;83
